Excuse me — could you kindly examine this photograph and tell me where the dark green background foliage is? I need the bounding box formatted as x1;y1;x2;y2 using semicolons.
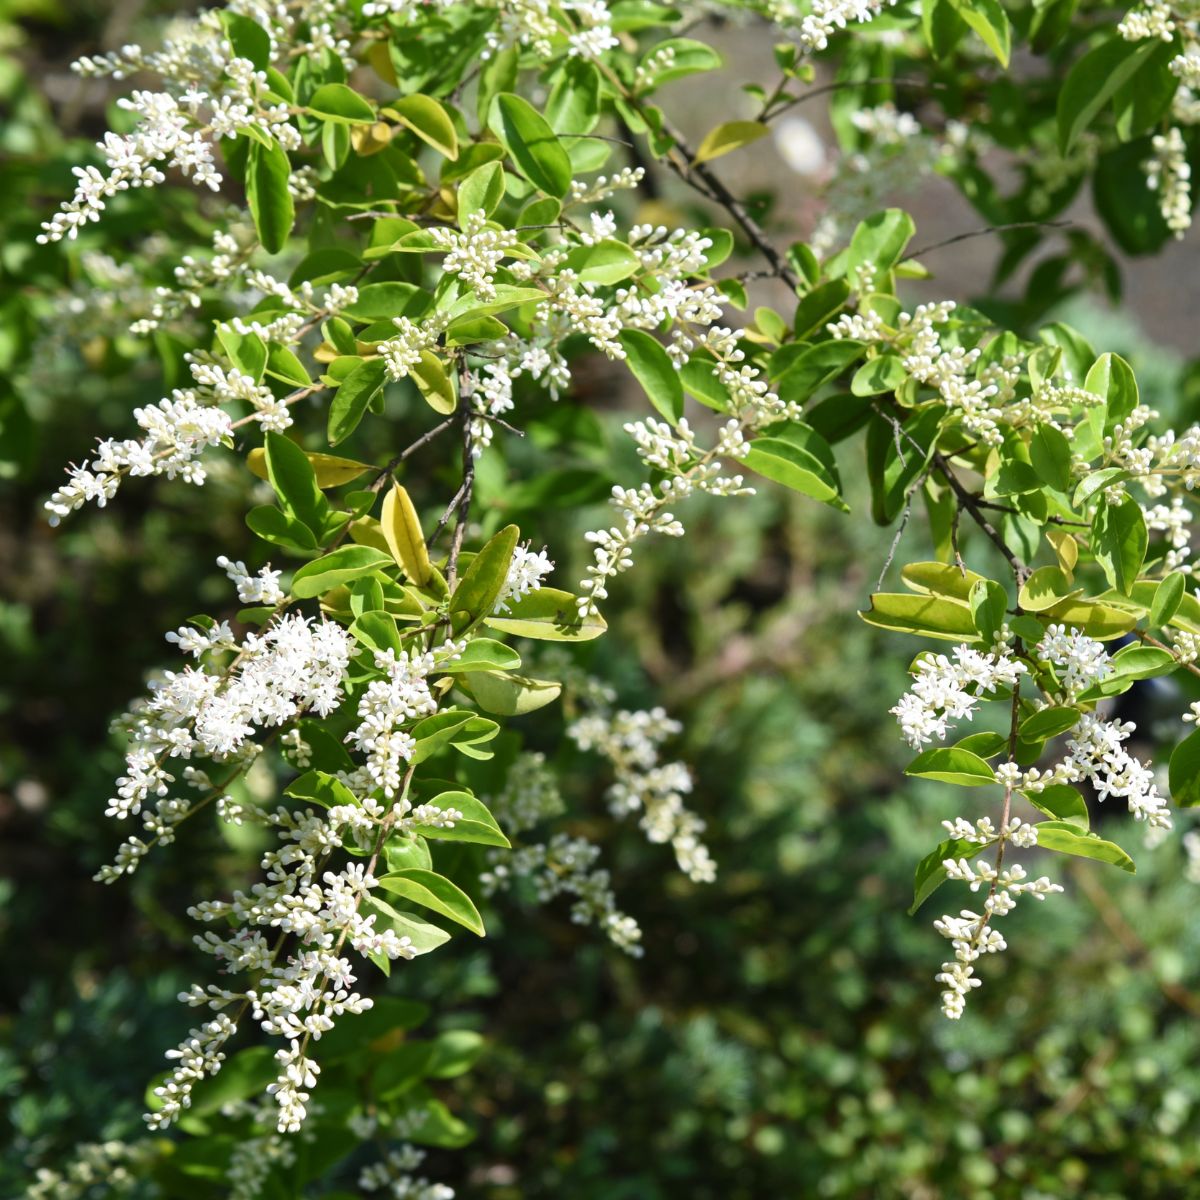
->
6;3;1200;1198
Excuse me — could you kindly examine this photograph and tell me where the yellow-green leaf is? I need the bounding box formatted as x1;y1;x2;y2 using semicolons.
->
381;483;432;585
692;119;769;165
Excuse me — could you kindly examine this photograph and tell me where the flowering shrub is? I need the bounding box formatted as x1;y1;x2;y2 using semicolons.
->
22;0;1200;1191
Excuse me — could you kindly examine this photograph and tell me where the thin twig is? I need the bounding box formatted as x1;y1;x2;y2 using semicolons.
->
906;220;1073;261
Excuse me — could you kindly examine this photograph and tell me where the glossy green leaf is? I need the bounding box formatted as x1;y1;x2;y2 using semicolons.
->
742;424;845;511
1036;821;1135;872
263;431;328;534
1150;572;1187;628
465;670;562;716
451;525;519;623
328;357;388;445
1058;36;1159;153
910;838;989;914
945;0;1011;65
692;119;769;164
1170;729;1200;807
376;868;485;935
860;593;980;641
618;329;684;422
457;161;506;221
435;638;522;674
388;94;458;158
488;93;572;198
411;790;510;847
905;746;997;786
309;82;376;123
1019;706;1080;742
1019;565;1079;612
1092;495;1147;596
246;138;295;254
291;546;393;599
1023;784;1089;830
484;587;607;641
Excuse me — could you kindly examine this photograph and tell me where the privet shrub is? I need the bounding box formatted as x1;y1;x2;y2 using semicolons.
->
23;0;1200;1192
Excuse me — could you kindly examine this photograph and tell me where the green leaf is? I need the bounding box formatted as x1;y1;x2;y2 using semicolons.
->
266;344;312;388
945;0;1011;65
618;329;684;422
969;578;1008;642
387;94;458;158
1170;729;1200;807
375;868;485;935
910;838;990;914
411;350;457;414
366;896;451;956
1150;572;1187;629
905;747;997;786
285;770;359;810
291;546;393;599
1030;423;1073;493
692;119;769;164
742;423;845;511
309;82;376;124
793;279;850;339
956;731;1008;759
546;56;601;134
859;593;979;641
634;37;723;88
349;610;402;656
1085;352;1139;432
1019;706;1080;742
1040;597;1139;640
381;484;432;586
777;339;865;402
847;209;916;275
246;139;295;255
328;358;388;446
247;504;317;553
465;671;562;716
488;93;572;198
220;11;271;70
1018;565;1079;612
1023;784;1089;830
412;791;510;847
451;525;519;624
484;587;607;641
263;431;328;534
1092;495;1147;596
902;561;986;601
1035;821;1135;872
1058;36;1160;153
458;161;506;221
410;710;498;763
564;240;640;285
1075;645;1175;701
851;354;908;397
217;326;267;381
434;638;521;674
427;1030;486;1079
342;282;430;321
446;313;509;346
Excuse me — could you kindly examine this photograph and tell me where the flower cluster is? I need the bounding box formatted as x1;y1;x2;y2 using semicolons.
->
934;833;1064;1019
481;753;643;954
41;18;299;244
890;644;1026;749
569;704;716;883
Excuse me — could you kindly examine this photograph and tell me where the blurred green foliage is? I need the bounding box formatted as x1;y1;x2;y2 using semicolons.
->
7;5;1200;1200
